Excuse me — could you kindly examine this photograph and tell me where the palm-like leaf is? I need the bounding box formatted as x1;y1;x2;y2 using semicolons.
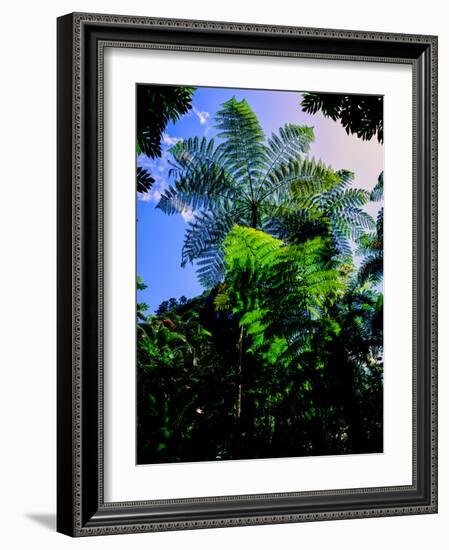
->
301;92;384;143
136;167;155;194
137;86;195;157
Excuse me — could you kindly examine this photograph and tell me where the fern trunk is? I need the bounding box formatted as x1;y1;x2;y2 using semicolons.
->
250;202;259;229
236;324;244;419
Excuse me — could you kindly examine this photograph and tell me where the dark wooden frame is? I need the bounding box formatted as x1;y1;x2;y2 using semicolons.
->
57;12;438;537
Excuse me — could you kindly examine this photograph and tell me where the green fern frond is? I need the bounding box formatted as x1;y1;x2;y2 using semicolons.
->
219;226;344;365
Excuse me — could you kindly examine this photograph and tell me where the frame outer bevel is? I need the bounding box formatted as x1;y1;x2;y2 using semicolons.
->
57;11;438;537
57;13;76;537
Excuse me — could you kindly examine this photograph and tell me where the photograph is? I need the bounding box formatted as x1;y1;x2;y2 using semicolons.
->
135;84;385;465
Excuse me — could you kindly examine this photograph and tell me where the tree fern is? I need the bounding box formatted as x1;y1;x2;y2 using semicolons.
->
157;97;367;286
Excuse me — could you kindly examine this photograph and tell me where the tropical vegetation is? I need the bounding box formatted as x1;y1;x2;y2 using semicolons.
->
136;87;384;464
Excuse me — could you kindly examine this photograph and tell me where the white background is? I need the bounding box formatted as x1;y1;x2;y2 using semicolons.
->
104;48;412;501
0;0;446;548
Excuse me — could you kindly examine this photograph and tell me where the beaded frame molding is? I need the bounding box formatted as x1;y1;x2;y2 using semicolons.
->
57;12;438;537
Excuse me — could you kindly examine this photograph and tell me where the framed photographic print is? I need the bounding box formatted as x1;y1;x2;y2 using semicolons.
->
57;12;438;536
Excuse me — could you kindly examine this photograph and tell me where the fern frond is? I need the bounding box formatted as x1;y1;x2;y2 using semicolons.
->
262;157;340;204
157;137;232;215
358;254;383;284
262;124;314;187
181;203;239;287
370;171;384;201
356;207;383;284
215;98;268;193
220;226;343;363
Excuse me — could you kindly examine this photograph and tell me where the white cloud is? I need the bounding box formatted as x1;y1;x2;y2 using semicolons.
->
136;153;153;172
137;170;195;222
193;106;210;125
137;169;168;204
138;189;162;203
162;133;182;146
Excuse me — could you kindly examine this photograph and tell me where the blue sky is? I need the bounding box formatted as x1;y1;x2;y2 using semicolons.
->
137;86;383;312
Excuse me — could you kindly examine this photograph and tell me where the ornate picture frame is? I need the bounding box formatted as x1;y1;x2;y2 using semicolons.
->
57;12;437;536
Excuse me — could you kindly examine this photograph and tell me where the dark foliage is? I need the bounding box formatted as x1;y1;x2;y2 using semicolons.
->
137;85;195;158
301;93;384;143
136;166;155;194
137;280;383;463
136;85;195;193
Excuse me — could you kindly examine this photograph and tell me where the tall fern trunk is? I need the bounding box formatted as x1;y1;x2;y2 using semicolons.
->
236;324;244;419
250;202;259;229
